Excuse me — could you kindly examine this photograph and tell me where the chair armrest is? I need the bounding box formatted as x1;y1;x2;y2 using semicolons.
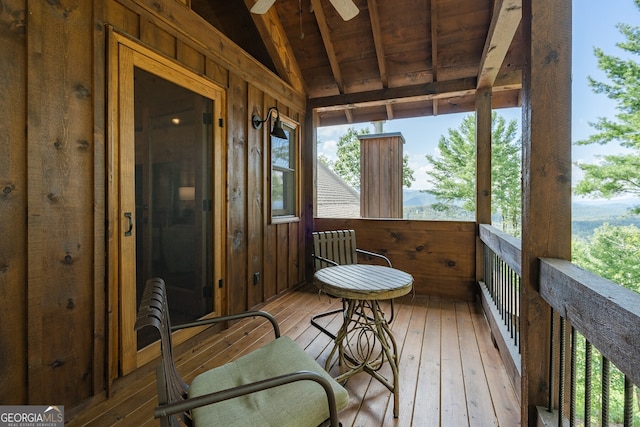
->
154;370;340;427
356;248;392;267
171;310;280;338
312;254;339;267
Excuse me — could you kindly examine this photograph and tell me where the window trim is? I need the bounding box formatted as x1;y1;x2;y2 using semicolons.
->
268;114;300;224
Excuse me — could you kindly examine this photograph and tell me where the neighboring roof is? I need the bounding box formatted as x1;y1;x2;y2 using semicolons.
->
316;161;361;218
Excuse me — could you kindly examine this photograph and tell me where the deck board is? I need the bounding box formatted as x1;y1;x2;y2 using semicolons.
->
66;287;520;426
413;297;443;426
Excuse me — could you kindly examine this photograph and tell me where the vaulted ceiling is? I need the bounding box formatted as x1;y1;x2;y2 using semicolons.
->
191;0;523;127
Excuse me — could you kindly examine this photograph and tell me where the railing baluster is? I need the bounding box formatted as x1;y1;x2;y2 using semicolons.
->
602;356;610;427
558;316;566;426
585;341;592;427
508;269;515;339
549;308;555;412
500;259;505;324
623;375;633;427
515;273;520;352
570;326;576;427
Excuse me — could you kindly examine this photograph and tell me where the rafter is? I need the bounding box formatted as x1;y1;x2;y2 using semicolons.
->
367;0;387;88
477;0;522;89
245;0;307;93
431;0;439;115
386;104;394;120
367;0;391;119
311;0;345;94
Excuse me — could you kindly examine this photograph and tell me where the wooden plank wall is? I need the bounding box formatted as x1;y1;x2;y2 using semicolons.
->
0;0;28;405
104;0;309;346
103;0;309;320
0;0;308;412
26;0;98;407
313;218;477;300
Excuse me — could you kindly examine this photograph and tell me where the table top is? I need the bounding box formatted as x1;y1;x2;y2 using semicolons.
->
314;264;414;300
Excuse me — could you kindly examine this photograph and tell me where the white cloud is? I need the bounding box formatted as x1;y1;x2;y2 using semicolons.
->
318;139;338;161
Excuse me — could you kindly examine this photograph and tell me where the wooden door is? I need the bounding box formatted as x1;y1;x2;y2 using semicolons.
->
109;33;226;375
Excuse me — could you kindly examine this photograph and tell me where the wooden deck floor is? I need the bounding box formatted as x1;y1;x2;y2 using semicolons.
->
67;286;520;426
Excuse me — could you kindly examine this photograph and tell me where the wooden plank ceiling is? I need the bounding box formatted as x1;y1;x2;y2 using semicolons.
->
191;0;523;127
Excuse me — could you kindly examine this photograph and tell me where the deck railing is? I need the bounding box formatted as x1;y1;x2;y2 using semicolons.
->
479;224;640;426
540;258;640;426
478;224;522;392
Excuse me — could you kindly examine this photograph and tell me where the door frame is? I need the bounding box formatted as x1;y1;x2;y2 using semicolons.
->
107;29;226;378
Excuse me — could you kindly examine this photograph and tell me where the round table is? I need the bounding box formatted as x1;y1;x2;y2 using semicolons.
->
314;264;414;418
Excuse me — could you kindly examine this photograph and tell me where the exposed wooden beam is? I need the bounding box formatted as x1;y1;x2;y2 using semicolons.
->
367;0;391;119
477;0;522;89
309;70;521;111
310;77;477;110
367;0;388;88
345;109;354;123
311;0;346;93
385;104;394;120
430;0;439;115
245;0;307;93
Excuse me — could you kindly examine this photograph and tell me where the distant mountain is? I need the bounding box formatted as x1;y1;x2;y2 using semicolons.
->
403;189;438;206
571;198;640;238
572;198;640;220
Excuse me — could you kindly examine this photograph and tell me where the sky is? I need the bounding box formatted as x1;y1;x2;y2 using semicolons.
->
316;0;639;195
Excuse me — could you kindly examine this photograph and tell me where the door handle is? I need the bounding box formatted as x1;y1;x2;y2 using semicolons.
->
124;212;133;236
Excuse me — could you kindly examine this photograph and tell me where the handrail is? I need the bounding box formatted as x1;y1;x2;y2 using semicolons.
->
478;224;522;396
540;258;640;387
480;224;640;425
479;224;521;275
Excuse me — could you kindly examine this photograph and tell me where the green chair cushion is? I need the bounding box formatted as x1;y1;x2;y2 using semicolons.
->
188;336;349;427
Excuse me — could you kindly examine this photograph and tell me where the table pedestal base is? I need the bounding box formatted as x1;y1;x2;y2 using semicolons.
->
325;299;400;418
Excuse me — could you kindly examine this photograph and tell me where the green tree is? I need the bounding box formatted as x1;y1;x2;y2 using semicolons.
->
573;223;640;294
332;127;415;190
318;154;332;167
425;112;521;233
574;0;640;213
572;223;640;423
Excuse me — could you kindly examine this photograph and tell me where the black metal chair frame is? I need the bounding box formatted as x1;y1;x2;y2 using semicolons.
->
135;277;344;427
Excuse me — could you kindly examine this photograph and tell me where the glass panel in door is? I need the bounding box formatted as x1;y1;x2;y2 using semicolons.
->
133;67;214;349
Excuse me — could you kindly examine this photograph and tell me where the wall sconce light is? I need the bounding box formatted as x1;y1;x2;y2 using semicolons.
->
252;107;288;140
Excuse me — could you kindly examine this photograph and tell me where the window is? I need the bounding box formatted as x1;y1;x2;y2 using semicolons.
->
271;117;299;220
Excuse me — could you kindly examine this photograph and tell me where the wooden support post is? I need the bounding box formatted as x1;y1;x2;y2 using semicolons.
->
475;87;492;283
521;0;572;424
304;108;318;284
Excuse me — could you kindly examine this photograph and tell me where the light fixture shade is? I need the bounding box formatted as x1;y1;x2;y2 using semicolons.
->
252;107;288;141
271;116;287;139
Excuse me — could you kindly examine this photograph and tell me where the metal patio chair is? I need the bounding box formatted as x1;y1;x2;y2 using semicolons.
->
135;277;349;427
311;229;395;339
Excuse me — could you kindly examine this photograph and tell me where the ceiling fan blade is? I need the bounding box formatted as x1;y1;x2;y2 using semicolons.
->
328;0;359;20
250;0;276;14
